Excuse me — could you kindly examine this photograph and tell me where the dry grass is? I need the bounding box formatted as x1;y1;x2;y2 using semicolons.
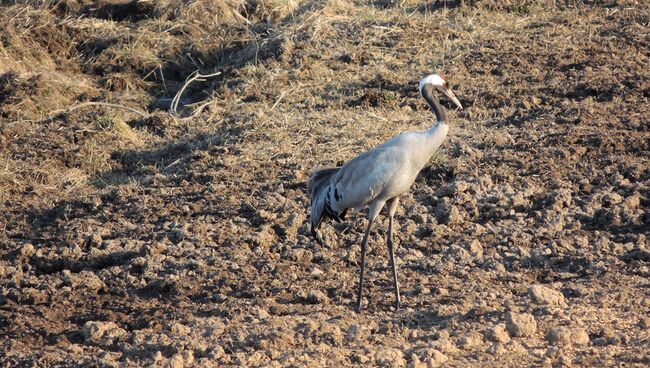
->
1;0;647;204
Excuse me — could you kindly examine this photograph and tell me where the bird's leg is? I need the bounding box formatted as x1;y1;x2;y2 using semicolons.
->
386;197;401;310
311;225;324;246
355;218;374;313
356;202;384;313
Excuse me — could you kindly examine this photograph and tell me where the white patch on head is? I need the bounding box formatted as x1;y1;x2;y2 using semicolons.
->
418;74;446;95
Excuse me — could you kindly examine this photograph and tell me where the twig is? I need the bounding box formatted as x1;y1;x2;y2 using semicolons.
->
46;102;149;120
177;100;213;121
170;71;221;117
271;90;287;110
164;158;182;170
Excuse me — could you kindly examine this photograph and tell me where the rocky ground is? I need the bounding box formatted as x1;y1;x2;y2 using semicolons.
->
1;0;649;367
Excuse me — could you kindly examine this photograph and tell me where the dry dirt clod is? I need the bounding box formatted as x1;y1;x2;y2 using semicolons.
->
166;353;184;368
19;243;35;258
529;285;566;306
505;312;537;337
639;317;650;330
428;339;460;355
62;270;104;292
82;321;127;346
435;287;449;297
557;354;573;367
446;245;471;262
457;333;483;350
434;201;462;225
464;239;483;258
169;323;190;337
433;329;450;340
414;348;448;367
408;354;426;368
571;328;590;346
485;325;511;343
207;346;225;360
375;348;406;367
307;289;329;304
547;327;572;346
254;307;270;320
486;343;506;356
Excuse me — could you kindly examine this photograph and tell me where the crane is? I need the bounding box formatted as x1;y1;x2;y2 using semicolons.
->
308;73;463;312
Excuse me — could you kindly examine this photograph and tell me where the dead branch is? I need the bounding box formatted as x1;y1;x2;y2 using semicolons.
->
46;102;150;120
45;70;221;122
170;71;222;117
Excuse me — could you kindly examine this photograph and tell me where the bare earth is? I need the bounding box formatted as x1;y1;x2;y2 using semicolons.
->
1;0;649;367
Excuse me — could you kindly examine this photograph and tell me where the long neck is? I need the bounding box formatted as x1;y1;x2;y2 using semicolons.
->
421;84;447;124
410;84;450;169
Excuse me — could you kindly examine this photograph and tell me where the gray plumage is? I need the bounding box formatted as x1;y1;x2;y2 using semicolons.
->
308;73;463;312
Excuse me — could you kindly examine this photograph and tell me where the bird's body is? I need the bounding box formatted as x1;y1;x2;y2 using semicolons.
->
308;73;462;312
311;123;449;222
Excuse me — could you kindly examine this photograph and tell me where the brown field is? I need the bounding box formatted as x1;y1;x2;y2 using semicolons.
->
1;0;649;367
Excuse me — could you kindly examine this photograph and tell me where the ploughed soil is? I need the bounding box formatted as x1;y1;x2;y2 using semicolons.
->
1;0;648;367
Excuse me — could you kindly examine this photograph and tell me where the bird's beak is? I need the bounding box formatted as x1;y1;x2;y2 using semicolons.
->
442;86;463;110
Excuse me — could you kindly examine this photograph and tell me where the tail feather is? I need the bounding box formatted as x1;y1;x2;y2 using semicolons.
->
307;167;339;198
308;167;340;244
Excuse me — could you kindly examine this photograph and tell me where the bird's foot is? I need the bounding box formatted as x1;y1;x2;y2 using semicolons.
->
311;227;325;246
395;300;402;311
355;301;363;313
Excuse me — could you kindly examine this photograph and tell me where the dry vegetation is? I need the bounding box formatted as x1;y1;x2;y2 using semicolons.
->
1;0;649;367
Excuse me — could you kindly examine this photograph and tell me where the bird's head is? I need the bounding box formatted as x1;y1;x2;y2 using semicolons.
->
418;73;463;109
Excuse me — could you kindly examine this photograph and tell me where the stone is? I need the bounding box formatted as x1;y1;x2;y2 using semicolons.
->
487;343;506;356
415;348;448;367
146;242;167;255
63;270;105;293
435;288;449;297
545;346;560;357
166;353;184;368
602;192;623;206
434;202;462;225
19;243;35;258
318;323;343;346
557;354;573;367
529;285;565;306
82;321;127;346
457;333;483;350
571;328;590;346
254;307;270;320
408;354;426;368
547;327;572;346
429;339;460;355
506;340;527;354
640;317;650;329
208;346;225;360
352;352;370;363
375;348;405;367
283;213;306;240
424;350;448;367
87;231;103;247
169;323;191;337
465;239;483;258
307;290;329;304
447;245;471;262
449;180;470;195
254;225;276;248
433;329;450;340
485;325;510;343
505;312;537;337
310;267;324;276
